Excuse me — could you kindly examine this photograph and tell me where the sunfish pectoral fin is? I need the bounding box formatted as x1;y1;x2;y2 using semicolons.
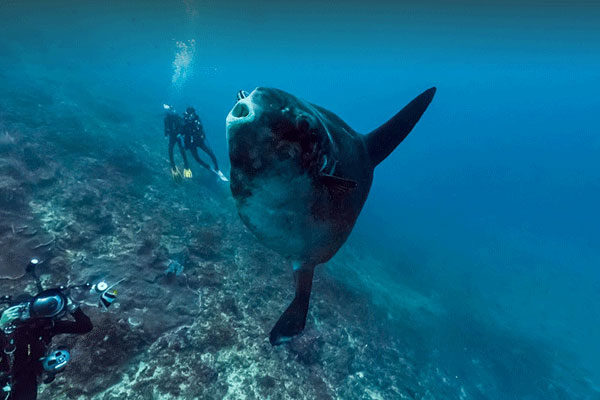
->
366;87;436;167
269;266;315;345
318;174;357;195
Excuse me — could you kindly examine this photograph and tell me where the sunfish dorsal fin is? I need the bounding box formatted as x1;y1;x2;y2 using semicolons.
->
365;87;436;167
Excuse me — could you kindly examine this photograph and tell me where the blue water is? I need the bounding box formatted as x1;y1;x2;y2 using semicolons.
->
1;1;599;398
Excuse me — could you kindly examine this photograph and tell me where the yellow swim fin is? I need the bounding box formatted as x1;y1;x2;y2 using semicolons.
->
171;166;182;182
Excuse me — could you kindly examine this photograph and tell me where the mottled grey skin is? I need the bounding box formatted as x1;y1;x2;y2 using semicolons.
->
226;87;436;344
227;88;372;266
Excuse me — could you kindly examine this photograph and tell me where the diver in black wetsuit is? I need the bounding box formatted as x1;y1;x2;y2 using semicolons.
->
163;104;228;182
182;107;228;182
163;104;190;182
0;290;93;400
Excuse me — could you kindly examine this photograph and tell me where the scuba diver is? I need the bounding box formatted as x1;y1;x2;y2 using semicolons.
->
0;258;120;400
182;106;228;182
0;290;92;400
163;104;228;182
163;104;189;182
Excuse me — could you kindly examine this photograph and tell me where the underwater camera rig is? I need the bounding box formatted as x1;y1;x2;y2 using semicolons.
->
1;258;124;319
0;258;125;389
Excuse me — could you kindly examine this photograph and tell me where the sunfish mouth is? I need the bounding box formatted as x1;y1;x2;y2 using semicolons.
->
227;90;255;127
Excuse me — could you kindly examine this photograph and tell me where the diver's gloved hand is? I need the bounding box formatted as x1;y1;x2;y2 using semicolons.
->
0;305;22;328
66;296;79;314
171;166;183;182
214;169;229;182
183;168;193;179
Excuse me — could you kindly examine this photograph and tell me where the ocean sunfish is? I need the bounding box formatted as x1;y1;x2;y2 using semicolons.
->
226;87;436;345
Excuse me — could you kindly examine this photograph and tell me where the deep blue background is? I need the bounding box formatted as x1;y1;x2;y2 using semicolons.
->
2;0;599;388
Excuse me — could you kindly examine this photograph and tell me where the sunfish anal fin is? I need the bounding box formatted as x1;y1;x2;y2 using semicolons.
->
269;266;315;345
